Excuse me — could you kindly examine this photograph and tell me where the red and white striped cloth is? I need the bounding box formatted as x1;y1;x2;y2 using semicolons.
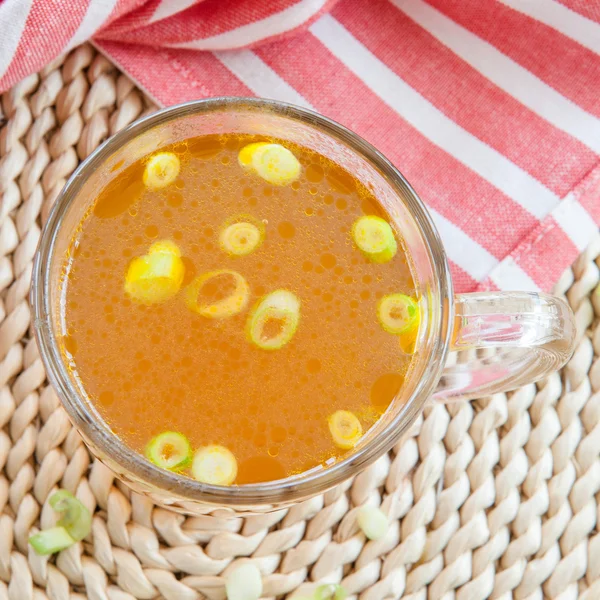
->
2;0;599;293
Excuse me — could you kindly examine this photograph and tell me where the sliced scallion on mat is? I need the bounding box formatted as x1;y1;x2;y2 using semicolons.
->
29;526;76;555
29;490;92;555
357;506;388;541
315;583;348;600
225;563;263;600
49;489;92;542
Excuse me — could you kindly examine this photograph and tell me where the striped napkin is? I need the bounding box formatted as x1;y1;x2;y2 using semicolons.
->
1;0;599;293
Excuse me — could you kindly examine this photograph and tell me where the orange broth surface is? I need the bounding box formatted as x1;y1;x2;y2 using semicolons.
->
61;133;419;484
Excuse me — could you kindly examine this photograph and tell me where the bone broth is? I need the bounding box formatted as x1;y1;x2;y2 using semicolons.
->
60;133;421;485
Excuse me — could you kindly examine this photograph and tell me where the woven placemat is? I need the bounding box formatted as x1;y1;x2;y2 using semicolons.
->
1;43;599;600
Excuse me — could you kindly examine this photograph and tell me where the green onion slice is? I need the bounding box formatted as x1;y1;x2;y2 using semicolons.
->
357;506;388;540
315;584;348;600
252;143;301;186
146;431;192;470
328;410;363;450
351;216;397;263
377;293;419;335
185;269;250;319
247;290;300;350
29;489;92;555
219;220;264;256
225;563;263;600
238;142;269;168
239;142;301;186
50;490;92;542
124;240;185;305
29;526;76;555
143;152;180;189
192;445;238;486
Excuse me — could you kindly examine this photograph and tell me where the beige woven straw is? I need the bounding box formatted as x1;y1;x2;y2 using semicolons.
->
0;43;599;600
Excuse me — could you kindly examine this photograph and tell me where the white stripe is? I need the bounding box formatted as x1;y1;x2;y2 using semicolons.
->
67;0;120;50
429;208;499;282
391;0;600;154
489;257;540;291
0;0;33;80
499;0;600;56
310;14;559;220
172;0;327;50
215;50;313;109
149;0;197;24
552;195;598;252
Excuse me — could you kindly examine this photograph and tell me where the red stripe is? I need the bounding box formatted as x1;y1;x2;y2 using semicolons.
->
254;32;538;260
97;0;182;37
425;0;600;119
107;0;153;25
513;218;579;289
556;0;600;23
331;0;598;199
0;1;87;91
574;163;600;224
449;263;479;294
95;41;252;105
99;0;322;44
224;0;340;50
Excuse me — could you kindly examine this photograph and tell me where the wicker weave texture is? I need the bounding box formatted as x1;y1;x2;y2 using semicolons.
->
0;44;599;600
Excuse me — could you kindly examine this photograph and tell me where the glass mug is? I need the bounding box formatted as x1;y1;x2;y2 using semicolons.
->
31;98;576;516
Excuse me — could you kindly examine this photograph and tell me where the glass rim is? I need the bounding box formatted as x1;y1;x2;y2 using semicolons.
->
31;97;453;506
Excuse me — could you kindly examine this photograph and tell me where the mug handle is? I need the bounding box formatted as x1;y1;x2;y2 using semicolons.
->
433;292;576;402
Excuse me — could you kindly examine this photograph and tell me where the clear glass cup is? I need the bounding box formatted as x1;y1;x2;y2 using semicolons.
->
31;98;576;516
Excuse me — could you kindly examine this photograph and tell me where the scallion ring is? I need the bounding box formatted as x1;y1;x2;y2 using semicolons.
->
315;583;347;600
351;215;397;263
146;431;192;471
239;142;301;186
185;270;250;319
328;410;363;450
29;527;75;556
220;221;264;256
143;152;180;189
192;445;238;486
124;239;185;305
29;489;92;555
377;293;419;335
247;290;300;350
